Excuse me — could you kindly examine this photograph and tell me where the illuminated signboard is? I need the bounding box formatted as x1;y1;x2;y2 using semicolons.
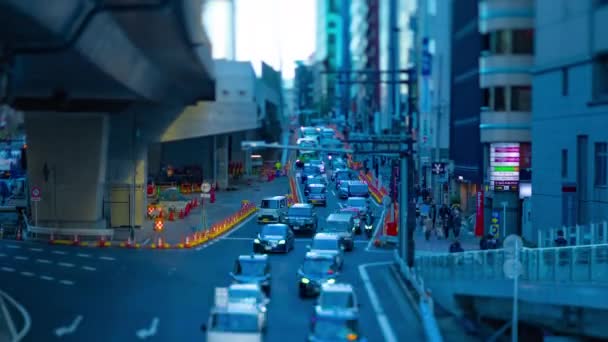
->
490;143;520;191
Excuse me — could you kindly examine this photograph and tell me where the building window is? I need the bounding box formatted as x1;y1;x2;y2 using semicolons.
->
597;0;608;7
494;87;506;111
493;30;510;54
328;34;336;45
512;29;534;54
328;22;336;28
562;149;568;178
595;142;607;186
239;90;246;96
562;68;569;96
481;33;491;53
222;90;229;96
482;88;491;108
593;53;608;99
511;86;532;111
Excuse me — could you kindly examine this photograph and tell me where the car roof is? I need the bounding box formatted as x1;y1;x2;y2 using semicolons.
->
262;196;286;201
238;254;268;262
229;283;261;292
291;203;313;209
349;180;367;185
262;223;288;230
313;232;340;241
215;304;260;315
321;283;354;293
327;213;354;220
305;251;336;260
308;183;325;188
347;197;366;201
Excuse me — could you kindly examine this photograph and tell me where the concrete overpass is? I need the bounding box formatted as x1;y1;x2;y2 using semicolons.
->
0;0;264;230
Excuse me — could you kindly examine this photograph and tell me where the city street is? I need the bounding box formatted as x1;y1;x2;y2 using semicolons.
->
0;176;422;341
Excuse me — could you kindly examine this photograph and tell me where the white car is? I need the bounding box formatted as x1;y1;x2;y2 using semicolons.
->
203;305;264;342
228;283;270;316
314;283;360;320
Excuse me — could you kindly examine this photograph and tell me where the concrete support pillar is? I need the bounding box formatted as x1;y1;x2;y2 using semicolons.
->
106;113;147;228
147;143;161;179
24;112;109;228
215;134;229;189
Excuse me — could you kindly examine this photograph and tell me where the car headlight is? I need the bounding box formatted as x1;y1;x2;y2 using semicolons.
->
254;238;260;243
278;240;286;244
365;225;373;230
301;278;310;284
326;278;336;284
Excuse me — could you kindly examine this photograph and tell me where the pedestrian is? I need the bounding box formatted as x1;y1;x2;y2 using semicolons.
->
424;217;433;241
449;240;464;253
554;229;568;247
430;200;437;230
451;206;462;238
440;204;450;239
275;160;282;177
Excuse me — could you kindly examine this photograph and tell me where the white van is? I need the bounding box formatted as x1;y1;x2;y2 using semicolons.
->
257;196;288;224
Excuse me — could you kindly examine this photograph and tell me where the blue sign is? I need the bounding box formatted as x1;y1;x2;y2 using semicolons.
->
421;37;432;77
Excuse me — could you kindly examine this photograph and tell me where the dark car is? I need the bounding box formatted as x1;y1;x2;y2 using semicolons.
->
301;164;322;184
305;184;327;207
282;203;318;234
253;223;295;254
230;254;272;295
308;314;364;341
298;252;341;298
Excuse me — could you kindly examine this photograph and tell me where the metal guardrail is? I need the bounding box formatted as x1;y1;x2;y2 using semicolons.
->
416;244;608;284
23;213;114;240
538;221;608;248
394;251;444;342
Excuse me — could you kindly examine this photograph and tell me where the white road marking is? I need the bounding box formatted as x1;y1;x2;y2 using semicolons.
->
76;253;91;258
20;271;35;277
28;248;43;252
59;280;75;286
40;275;54;281
0;288;32;341
58;262;75;268
36;259;52;264
99;256;115;261
52;250;68;255
7;245;20;249
1;266;15;272
358;262;398;342
54;315;83;337
0;253;6;257
14;256;29;261
195;212;257;252
136;317;159;339
332;190;337;196
82;266;96;271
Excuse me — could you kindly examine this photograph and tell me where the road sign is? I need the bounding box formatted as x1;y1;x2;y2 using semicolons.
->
31;186;42;202
503;234;523;260
154;218;164;232
201;182;211;193
431;162;445;175
503;258;523;280
200;193;211;199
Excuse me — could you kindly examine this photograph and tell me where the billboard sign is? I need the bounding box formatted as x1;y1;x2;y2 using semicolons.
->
490;143;520;191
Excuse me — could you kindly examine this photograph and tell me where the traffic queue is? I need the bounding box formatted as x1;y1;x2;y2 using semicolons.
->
201;127;373;341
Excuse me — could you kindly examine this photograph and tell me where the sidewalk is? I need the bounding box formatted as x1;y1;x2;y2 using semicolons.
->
415;227;479;254
119;177;290;245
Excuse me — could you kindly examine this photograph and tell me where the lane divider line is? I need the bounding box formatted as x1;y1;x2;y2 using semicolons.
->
40;275;54;281
54;315;83;337
99;256;115;261
14;256;29;261
358;262;398;342
81;266;96;272
20;271;35;277
7;245;20;249
28;248;44;252
76;253;91;258
36;259;52;264
51;251;68;255
1;266;15;272
0;253;6;257
59;280;75;286
58;262;75;268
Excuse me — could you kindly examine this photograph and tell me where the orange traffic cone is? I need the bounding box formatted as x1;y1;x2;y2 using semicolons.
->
72;234;80;246
124;236;133;248
179;209;185;219
98;235;108;247
185;235;191;248
169;210;175;221
158;210;164;219
157;236;164;249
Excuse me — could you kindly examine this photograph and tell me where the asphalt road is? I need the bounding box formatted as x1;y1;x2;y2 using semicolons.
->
0;175;421;341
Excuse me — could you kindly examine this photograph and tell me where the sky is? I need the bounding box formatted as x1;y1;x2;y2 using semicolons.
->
203;0;316;80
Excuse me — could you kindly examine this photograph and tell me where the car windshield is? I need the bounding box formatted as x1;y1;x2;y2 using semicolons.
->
336;172;350;180
288;207;312;217
323;223;348;233
310;160;322;166
312;238;339;250
312;318;358;339
260;200;279;209
302;259;333;274
228;289;260;305
210;312;259;333
320;292;352;309
261;225;286;236
347;198;366;207
236;260;266;276
349;184;368;194
309;177;324;184
304;166;321;175
310;186;325;194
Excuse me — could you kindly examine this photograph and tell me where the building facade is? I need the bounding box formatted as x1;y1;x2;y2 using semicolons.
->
478;0;534;237
531;0;608;240
315;0;343;117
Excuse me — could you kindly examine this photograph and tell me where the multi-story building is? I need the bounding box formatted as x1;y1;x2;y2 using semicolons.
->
531;0;608;241
294;61;315;118
315;0;343;117
413;0;452;205
449;0;482;213
478;0;534;237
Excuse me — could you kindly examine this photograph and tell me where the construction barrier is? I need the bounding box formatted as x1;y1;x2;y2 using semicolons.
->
288;175;300;204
